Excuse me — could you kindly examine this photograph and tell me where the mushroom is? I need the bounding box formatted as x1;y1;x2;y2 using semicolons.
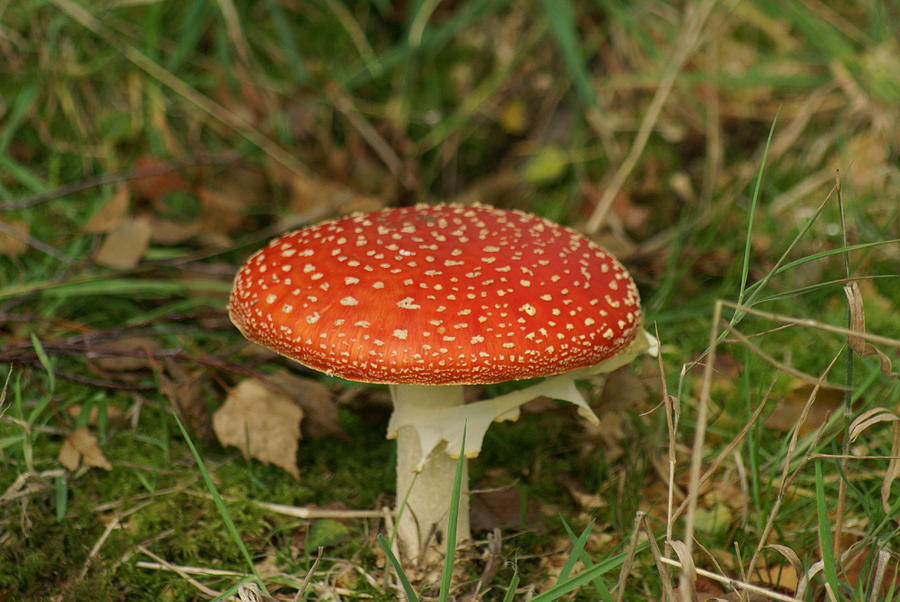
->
228;203;656;562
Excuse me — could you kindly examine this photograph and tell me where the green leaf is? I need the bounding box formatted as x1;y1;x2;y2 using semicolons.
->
306;519;350;552
523;145;569;184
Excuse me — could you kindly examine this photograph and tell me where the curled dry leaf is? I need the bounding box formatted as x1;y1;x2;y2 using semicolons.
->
58;427;112;471
0;219;29;257
82;185;130;233
94;217;153;270
844;282;896;377
213;378;303;479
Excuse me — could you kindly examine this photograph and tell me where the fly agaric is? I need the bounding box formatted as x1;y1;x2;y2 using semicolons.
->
229;203;656;562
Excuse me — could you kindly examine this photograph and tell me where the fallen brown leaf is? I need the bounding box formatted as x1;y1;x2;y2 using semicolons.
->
764;382;845;436
58;427;112;471
129;156;190;204
66;404;127;428
143;213;201;245
83;185;130;233
94;217;152;269
0;219;29;257
264;371;348;441
213;378;303;479
88;337;161;372
159;359;211;440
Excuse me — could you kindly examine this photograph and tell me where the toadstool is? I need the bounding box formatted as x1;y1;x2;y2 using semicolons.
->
228;203;656;562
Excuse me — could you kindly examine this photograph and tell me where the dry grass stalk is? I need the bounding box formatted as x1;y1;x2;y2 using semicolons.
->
585;0;720;233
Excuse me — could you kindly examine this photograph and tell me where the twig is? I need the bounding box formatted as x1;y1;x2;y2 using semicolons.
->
0;153;238;211
0;219;74;264
136;548;225;598
187;490;385;519
660;557;802;602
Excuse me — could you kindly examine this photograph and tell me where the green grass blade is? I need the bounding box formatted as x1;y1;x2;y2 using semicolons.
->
0;84;39;153
29;333;55;394
557;516;595;583
54;474;68;522
560;517;615;601
538;0;598;111
438;423;467;602
266;0;309;83
737;110;779;308
501;563;520;602
377;535;419;601
339;0;503;89
528;546;642;601
172;413;261;584
815;459;844;600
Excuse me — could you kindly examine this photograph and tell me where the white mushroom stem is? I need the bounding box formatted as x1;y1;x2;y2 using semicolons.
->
385;330;659;563
389;384;470;563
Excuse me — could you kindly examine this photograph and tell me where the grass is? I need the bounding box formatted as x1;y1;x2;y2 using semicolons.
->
1;0;899;600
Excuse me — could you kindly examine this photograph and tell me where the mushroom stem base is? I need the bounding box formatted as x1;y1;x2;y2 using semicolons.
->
391;385;470;564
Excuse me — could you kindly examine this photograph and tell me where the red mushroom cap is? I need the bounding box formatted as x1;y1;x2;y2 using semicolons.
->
229;204;641;385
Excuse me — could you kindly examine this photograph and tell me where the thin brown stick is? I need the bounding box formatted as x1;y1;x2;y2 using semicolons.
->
136;547;224;598
0;220;74;264
0;154;238;211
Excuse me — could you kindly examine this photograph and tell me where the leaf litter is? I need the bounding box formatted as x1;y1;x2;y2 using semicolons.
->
212;377;304;479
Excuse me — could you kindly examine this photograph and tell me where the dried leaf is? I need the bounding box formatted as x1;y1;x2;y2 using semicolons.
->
129;156;189;203
0;219;28;256
213;378;303;479
94;217;152;269
762;544;803;592
159;359;211;440
83;185;130;233
144;213;201;245
264;371;347;440
88;337;161;372
844;282;896;377
599;366;649;410
58;427;112;471
763;382;844;436
66;404;127;427
470;485;541;532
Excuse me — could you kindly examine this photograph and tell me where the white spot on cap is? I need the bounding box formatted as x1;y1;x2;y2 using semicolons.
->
397;297;421;310
344;276;360;284
519;304;537;316
306;313;320;324
393;329;408;340
265;294;277;304
340;296;359;306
